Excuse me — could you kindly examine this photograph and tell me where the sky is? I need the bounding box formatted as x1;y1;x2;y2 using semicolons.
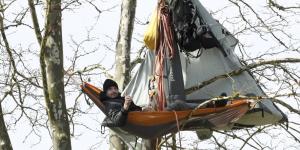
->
1;0;300;149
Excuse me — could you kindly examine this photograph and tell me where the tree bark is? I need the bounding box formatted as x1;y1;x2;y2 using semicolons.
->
0;4;14;150
0;98;13;150
111;0;137;149
39;0;71;149
142;138;160;150
114;0;137;90
109;130;127;150
171;134;176;150
28;0;42;44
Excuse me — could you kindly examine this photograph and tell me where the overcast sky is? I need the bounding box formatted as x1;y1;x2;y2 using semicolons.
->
2;0;300;149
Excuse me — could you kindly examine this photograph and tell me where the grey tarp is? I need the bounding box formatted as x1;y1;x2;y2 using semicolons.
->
122;51;155;107
123;0;285;127
123;49;285;128
120;0;286;144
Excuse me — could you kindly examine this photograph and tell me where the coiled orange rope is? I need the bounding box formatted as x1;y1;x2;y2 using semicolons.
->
154;1;176;111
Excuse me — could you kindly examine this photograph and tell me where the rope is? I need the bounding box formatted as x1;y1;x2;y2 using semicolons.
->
154;42;166;111
78;72;91;106
156;95;261;149
173;111;182;150
159;4;175;59
179;95;263;131
153;0;177;111
156;138;159;150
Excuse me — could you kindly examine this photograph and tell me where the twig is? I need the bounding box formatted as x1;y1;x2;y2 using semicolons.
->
185;58;300;95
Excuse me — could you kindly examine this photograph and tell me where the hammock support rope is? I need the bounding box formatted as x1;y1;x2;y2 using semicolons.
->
80;82;252;139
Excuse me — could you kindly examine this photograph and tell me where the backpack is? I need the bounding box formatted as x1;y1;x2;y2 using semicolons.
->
169;0;218;52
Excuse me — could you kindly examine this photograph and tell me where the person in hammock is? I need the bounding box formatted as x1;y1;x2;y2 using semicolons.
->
99;79;142;127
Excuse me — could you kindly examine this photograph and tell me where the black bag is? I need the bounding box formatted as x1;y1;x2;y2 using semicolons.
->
169;0;218;52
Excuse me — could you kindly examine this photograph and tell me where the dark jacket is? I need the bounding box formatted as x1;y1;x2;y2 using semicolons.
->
99;92;141;127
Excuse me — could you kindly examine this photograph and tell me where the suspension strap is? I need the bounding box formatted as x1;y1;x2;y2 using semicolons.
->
173;111;182;149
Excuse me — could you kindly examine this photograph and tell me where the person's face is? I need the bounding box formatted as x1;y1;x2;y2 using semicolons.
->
106;86;119;99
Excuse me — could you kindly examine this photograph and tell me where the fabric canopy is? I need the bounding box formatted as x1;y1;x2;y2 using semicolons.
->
123;0;286;130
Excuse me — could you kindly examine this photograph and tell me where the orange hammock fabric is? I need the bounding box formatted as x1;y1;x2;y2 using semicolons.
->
80;82;251;139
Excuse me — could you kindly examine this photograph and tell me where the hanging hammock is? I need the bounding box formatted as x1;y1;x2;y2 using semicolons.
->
80;82;251;139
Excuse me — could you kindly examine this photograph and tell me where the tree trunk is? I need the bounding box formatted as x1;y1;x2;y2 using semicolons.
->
111;0;137;149
0;4;14;150
142;138;160;150
114;0;137;90
172;134;176;150
0;101;13;150
39;0;71;149
109;130;127;150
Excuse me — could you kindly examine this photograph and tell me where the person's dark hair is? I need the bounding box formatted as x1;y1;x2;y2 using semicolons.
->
103;79;118;92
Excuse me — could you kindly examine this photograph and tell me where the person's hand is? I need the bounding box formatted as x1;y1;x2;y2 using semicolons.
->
123;96;132;110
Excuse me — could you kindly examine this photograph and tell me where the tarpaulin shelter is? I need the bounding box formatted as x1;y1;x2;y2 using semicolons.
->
81;0;286;148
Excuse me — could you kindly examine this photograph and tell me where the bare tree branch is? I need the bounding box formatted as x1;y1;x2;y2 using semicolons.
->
185;58;300;95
